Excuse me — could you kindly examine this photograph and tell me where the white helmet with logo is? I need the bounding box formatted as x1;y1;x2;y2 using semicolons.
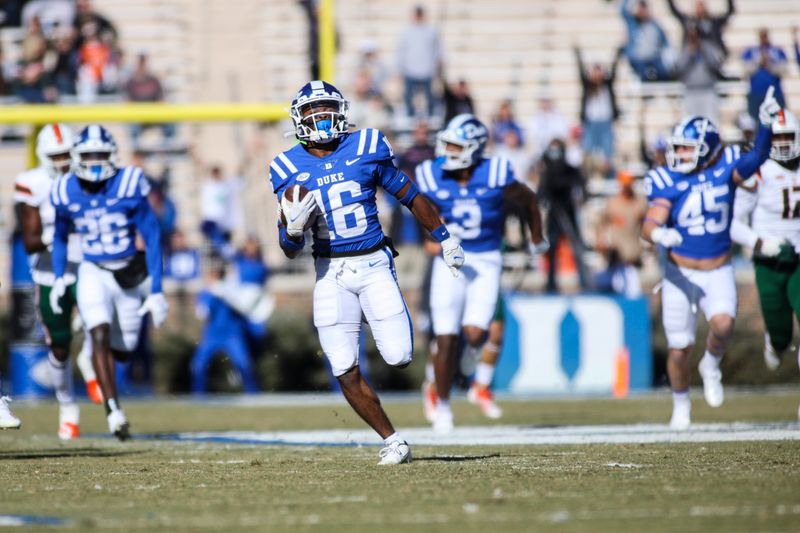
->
771;109;800;162
36;123;75;178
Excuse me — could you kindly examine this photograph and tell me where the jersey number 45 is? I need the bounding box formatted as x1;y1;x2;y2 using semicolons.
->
676;186;729;236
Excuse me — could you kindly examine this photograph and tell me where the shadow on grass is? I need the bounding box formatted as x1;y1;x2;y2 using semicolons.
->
414;454;502;462
0;448;144;461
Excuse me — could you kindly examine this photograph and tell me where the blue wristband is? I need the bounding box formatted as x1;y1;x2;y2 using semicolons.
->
431;224;450;243
279;226;304;251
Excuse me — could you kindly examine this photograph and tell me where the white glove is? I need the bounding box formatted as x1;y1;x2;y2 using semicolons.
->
50;277;66;315
281;188;317;238
529;239;550;256
651;227;683;248
757;237;786;257
138;293;169;328
441;236;465;277
758;85;781;127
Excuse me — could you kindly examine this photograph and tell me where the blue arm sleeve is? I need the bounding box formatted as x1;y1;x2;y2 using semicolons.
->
132;198;164;293
52;209;69;278
735;125;773;180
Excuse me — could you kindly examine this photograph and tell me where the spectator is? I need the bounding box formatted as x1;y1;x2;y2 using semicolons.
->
526;94;570;162
0;45;11;96
491;100;525;148
125;53;176;146
72;0;117;51
22;0;75;38
148;181;177;254
200;165;241;256
49;34;78;96
224;236;274;328
347;70;392;131
667;0;734;59
442;78;475;124
297;0;320;79
76;23;118;102
575;46;622;179
356;39;389;98
595;170;647;298
735;112;757;147
620;0;673;81
792;26;800;69
640;134;668;169
536;138;588;292
21;16;47;65
191;262;259;394
392;121;436;245
494;128;533;184
742;28;787;121
396;5;443;118
675;26;724;124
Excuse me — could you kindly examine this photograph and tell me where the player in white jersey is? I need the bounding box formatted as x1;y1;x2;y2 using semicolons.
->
270;81;464;464
642;87;781;429
13;124;100;440
731;109;800;381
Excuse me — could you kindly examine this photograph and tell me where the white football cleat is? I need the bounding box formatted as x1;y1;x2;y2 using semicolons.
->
699;355;724;408
669;401;691;430
467;384;503;419
0;396;21;430
378;441;411;465
58;403;80;440
763;334;781;371
107;410;130;441
421;381;438;423
433;407;454;434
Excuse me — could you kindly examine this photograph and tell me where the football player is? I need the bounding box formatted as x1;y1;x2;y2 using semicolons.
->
14;124;103;440
642;87;781;429
731;109;800;379
50;125;168;440
269;80;464;465
416;114;547;432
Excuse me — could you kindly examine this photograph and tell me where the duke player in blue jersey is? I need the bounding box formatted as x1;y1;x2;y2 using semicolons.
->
642;87;781;429
50;125;168;440
269;81;464;465
415;114;548;432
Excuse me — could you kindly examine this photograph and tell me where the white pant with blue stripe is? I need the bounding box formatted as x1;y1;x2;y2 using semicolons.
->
313;248;413;377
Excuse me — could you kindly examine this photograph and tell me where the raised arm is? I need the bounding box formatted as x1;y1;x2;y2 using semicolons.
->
504;181;546;247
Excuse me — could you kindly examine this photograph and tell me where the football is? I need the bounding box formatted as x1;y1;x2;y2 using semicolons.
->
280;184;318;231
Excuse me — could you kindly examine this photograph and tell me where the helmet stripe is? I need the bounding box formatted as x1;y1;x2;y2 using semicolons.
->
52;124;63;144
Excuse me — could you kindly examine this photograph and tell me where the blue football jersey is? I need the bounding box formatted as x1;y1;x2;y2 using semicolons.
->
415;156;515;252
645;145;741;259
269;128;409;256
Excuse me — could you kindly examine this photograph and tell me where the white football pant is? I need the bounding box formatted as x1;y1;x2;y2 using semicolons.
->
430;250;502;336
76;261;148;352
314;248;413;377
661;261;737;349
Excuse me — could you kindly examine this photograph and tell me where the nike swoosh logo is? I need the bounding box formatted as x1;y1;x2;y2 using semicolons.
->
346;158;361;166
368;260;380;267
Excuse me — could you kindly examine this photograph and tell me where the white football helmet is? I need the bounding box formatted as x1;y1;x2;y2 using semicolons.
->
771;109;800;162
435;114;489;171
36;123;75;178
289;80;351;144
71;125;119;182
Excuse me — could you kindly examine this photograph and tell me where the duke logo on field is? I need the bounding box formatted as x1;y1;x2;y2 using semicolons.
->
494;294;652;394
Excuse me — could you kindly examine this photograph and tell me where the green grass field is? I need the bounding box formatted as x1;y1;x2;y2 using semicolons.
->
1;390;799;532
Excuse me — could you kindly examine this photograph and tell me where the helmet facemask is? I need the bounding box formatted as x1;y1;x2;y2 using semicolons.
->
771;110;800;162
73;150;118;182
46;151;72;176
435;131;481;171
666;139;707;174
291;98;349;144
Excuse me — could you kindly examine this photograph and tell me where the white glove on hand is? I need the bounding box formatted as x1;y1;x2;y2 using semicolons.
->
49;277;66;315
759;85;781;127
529;239;550;256
441;236;465;277
758;237;786;257
138;293;169;328
651;227;684;248
281;188;317;238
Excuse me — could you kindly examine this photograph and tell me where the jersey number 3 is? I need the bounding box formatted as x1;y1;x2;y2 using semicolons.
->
676;186;729;236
